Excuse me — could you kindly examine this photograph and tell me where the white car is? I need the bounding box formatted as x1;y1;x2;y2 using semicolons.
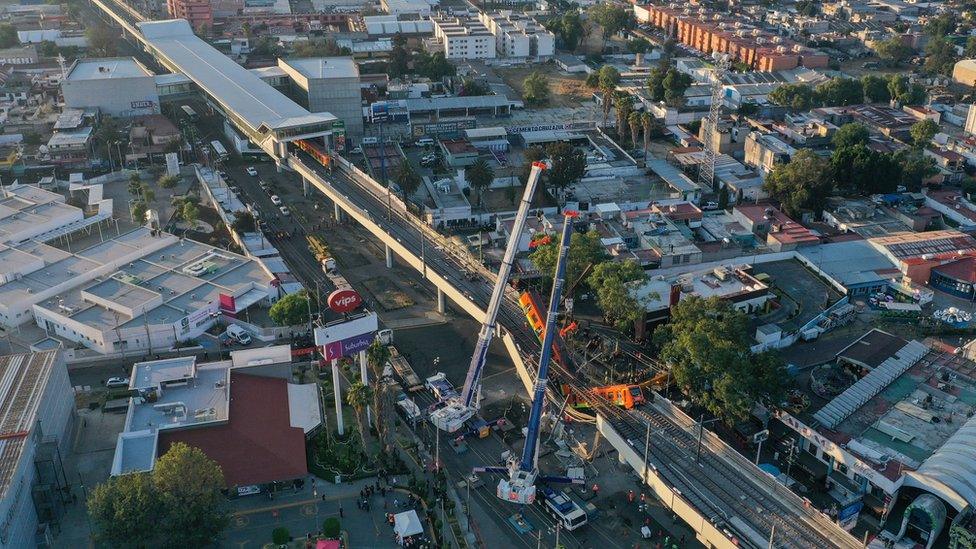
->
245;166;258;176
106;377;130;389
279;205;291;216
270;195;282;206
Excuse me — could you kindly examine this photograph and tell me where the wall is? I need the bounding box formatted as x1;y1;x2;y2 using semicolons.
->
63;76;160;118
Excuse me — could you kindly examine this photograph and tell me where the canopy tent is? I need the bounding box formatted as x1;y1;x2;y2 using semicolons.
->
393;509;423;544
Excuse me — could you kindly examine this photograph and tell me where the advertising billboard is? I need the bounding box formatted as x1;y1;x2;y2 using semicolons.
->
314;312;378;360
328;289;362;313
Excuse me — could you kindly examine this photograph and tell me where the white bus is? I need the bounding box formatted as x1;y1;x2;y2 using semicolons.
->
538;487;588;530
181;105;198;121
210;140;229;161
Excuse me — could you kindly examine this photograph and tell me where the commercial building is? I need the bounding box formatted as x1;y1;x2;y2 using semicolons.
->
869;230;976;284
438;138;478;167
166;0;212;31
733;204;819;252
112;348;321;492
45;127;92;168
125;114;181;164
431;15;496;60
929;258;976;300
632;264;772;324
0;184;88;247
0;350;74;548
62;58;160;118
924;190;976;232
477;11;554;58
278;57;362;138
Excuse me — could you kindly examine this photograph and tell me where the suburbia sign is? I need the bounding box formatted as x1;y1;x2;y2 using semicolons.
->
328;289;362;313
322;332;375;360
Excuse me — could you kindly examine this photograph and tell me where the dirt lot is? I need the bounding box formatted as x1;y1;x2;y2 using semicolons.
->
496;66;591;108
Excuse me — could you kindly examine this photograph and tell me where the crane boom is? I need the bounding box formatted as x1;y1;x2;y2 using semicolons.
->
429;161;547;432
493;211;576;505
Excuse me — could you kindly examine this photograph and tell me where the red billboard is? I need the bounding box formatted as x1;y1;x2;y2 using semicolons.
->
328;289;362;313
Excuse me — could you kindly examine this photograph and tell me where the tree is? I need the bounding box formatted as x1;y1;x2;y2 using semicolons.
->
814;77;863;106
925;12;956;37
158;174;178;189
365;340;391;448
587;259;647;331
924;37;958;76
910;118;939;148
662;68;692;107
458;77;488;96
887;75;926;105
415;51;456;80
0;24;16;48
269;290;312;326
521;146;546;183
153;442;227;548
293;38;348;58
554;11;584;52
640;111;654;159
601;88;614;128
86;24;118;57
653;296;787;423
467;159;494;206
346;381;373;453
831;144;901;195
628;110;642;149
862;74;891;103
88;472;159;547
875;36;913;67
614;91;632;140
272;527;291;545
832;123;870;149
627;37;651;55
394;162;422;197
132;201;148;224
737;102;759;116
37;40;59;57
522;71;550;106
530;230;606;288
323;517;341;538
389;34;409;78
232;210;256;233
544;142;586;193
646;67;665;101
965;36;976;59
96;117;125;165
895;149;937;191
585;72;600;88
181;203;198;230
598;65;621;91
763;149;832;217
718;185;730;209
589;4;633;42
768;83;815;110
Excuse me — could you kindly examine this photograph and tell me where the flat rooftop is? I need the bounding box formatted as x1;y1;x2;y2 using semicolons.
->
137;19;335;136
66;57;154;81
633;265;768;311
280;57;358;80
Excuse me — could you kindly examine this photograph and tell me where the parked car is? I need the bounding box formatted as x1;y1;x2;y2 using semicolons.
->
226;324;252;345
279;205;291;216
106;377;130;389
350;146;362;154
270;195;282;205
245;166;258;176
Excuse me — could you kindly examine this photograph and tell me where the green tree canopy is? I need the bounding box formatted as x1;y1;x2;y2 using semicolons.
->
552;11;585;52
768;83;815;111
589;4;633;40
158;174;178;189
832;123;871;149
346;381;373;452
323;517;341;538
293;38;349;58
910;118;939;148
598;65;621;91
587;259;647;332
467;158;495;206
887;75;927;105
88;471;159;547
232;210;256;233
522;71;550;106
0;24;17;48
861;74;891;103
831;144;902;195
544;142;586;192
394;162;422;197
389;33;409;78
415;51;456;80
86;24;118;57
269;290;313;326
894;149;938;191
653;296;787;423
762;149;832;217
874;36;913;67
530;229;606;289
814;77;863;107
627;37;651;54
924;36;958;76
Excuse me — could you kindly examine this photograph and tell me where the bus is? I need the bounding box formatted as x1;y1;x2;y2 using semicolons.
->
181;105;198;121
538;487;588;531
210;140;228;161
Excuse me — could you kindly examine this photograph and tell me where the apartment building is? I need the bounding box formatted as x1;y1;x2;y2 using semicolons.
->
166;0;212;31
634;5;827;71
431;15;496;60
477;11;554;58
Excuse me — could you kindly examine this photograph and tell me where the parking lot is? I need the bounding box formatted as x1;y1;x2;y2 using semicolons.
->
753;259;844;331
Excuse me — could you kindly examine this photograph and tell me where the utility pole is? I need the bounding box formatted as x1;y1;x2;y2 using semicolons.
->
767;523;776;549
643;421;651;482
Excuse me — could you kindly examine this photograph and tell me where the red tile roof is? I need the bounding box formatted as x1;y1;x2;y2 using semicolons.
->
158;372;308;487
934;257;976;284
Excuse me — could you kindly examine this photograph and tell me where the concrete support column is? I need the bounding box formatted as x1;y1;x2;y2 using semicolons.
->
437;288;446;314
334;202;342;222
302;176;309;197
332;359;344;435
359;350;371;426
385;243;393;268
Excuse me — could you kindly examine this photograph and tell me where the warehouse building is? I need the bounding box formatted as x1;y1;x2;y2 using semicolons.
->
62;58;160;117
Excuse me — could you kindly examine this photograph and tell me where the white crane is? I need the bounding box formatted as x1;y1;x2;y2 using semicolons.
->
429;162;548;432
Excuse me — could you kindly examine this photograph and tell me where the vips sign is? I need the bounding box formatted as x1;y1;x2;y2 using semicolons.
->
328;289;362;313
314;312;378;361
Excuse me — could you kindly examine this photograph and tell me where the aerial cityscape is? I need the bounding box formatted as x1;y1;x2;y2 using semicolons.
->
3;0;976;547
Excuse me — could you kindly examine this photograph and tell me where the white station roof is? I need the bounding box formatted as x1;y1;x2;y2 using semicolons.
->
904;413;976;512
137;20;335;135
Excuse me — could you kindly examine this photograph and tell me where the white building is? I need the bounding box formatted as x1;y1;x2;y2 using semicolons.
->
61;58;160;117
0;350;74;549
965;104;976;136
278;57;363;138
477;11;555;59
431;15;496;60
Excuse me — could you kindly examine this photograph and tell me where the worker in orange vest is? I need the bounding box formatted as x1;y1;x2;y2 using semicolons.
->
592;483;599;495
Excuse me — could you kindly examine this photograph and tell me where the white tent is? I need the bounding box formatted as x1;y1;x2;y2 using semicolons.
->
393;509;423;544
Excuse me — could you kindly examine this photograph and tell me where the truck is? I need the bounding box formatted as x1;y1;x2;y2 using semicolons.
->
537;487;588;531
307;235;336;273
396;393;423;422
180;105;198;121
210;139;229;161
389;346;422;391
425;372;458;401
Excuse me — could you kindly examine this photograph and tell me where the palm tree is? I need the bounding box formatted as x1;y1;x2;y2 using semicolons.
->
346;381;373;453
628;110;642;149
614;92;632;142
365;340;391;449
601;88;613;128
641;111;653;160
467;158;494;207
